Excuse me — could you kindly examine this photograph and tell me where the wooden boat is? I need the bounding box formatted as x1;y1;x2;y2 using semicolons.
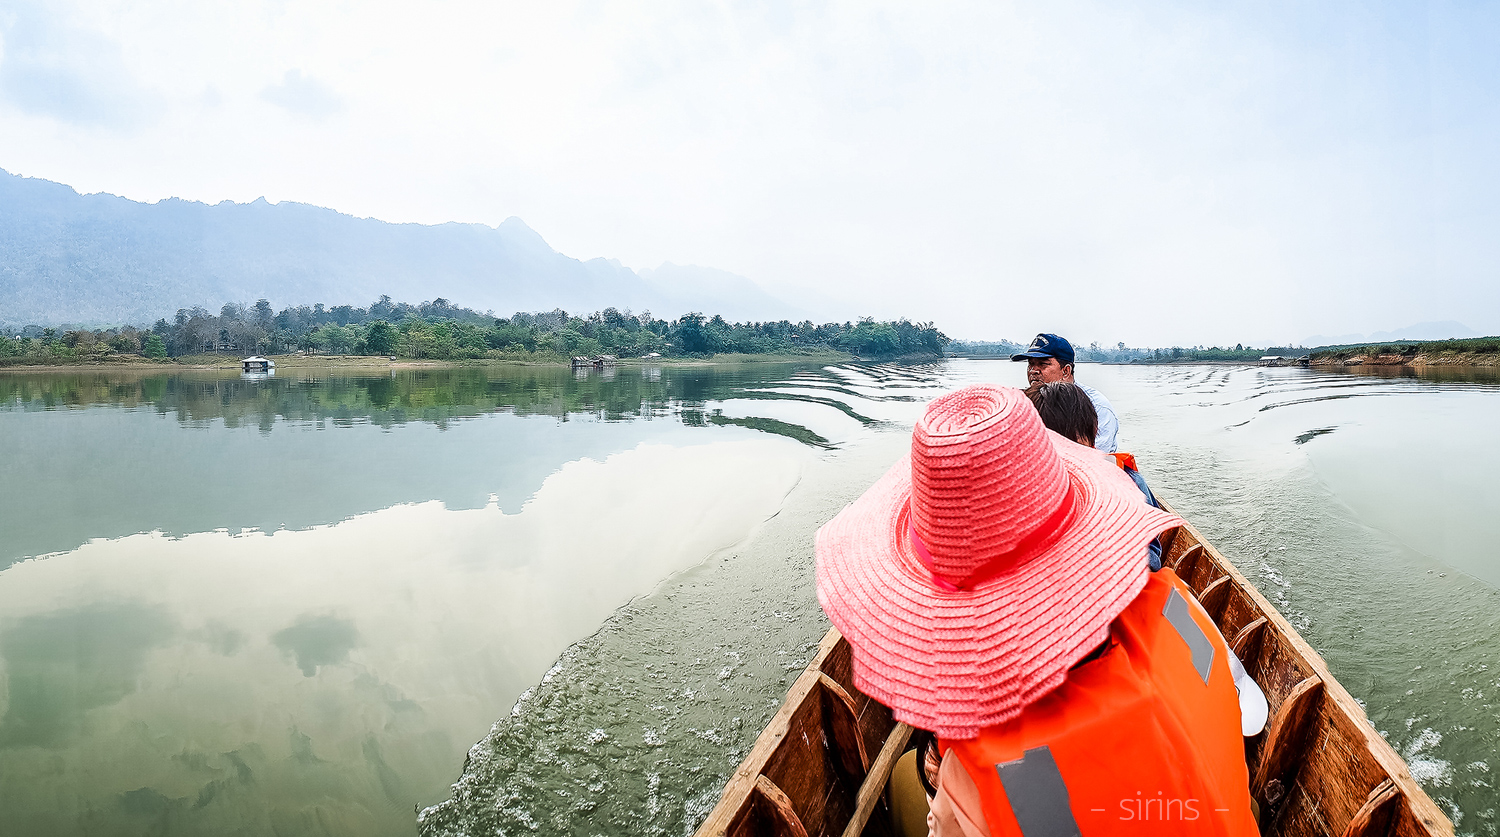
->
693;499;1453;837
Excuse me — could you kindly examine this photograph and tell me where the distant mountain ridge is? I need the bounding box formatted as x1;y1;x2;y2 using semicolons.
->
0;169;792;326
1303;321;1481;347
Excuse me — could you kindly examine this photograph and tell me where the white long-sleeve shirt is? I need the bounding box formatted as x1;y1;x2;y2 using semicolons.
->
1078;383;1119;453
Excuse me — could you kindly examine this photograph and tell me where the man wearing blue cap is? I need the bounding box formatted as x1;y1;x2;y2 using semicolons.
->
1012;333;1119;452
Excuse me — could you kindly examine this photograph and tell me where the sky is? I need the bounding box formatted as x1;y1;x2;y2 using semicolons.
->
0;0;1497;346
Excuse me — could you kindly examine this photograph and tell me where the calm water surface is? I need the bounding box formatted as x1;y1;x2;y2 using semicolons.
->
2;361;1497;835
0;362;916;836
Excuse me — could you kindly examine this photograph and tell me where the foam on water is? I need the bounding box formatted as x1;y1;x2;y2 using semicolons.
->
418;429;918;836
1403;728;1454;787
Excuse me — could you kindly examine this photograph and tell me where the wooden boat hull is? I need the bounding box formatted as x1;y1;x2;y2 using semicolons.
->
694;499;1453;837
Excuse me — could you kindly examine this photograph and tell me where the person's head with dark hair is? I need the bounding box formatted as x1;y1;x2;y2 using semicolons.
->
1021;381;1043;409
1034;381;1098;447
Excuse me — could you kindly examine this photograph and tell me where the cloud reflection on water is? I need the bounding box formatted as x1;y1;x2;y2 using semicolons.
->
0;439;803;835
0;602;176;748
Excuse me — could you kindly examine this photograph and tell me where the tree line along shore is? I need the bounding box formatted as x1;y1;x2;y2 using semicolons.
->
7;298;1492;370
0;297;948;367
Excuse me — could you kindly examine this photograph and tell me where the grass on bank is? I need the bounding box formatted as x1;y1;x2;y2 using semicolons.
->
1310;336;1500;360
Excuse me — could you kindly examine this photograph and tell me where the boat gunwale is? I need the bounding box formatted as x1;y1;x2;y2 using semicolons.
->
1155;498;1451;835
693;501;1454;837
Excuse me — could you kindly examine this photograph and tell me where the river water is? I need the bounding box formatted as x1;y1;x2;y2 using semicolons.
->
0;361;1495;835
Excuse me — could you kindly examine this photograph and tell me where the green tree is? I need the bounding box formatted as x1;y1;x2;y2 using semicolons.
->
253;299;275;331
676;313;709;354
365;320;398;355
842;319;901;357
402;327;436;358
316;324;356;354
142;333;168;358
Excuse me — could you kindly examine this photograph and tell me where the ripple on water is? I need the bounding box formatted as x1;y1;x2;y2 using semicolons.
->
422;363;1500;834
419;432;911;837
1100;364;1500;827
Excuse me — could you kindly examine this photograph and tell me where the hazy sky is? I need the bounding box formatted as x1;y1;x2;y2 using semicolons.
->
1;1;1496;345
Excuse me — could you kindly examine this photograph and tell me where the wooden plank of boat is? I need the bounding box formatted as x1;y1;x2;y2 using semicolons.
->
692;499;1454;837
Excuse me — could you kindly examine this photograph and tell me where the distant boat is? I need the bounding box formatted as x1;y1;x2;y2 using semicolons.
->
241;356;275;373
692;498;1451;837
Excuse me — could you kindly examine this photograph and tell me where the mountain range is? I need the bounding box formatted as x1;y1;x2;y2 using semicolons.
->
0;169;794;327
1302;321;1481;347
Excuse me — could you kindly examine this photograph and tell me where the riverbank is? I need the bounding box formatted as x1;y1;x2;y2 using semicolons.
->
1309;336;1500;368
1112;359;1261;366
1310;351;1500;368
0;348;864;373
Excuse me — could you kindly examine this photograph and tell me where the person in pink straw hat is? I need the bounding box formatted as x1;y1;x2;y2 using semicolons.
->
815;384;1258;836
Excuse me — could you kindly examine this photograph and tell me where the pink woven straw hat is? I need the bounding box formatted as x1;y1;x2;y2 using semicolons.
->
815;384;1182;739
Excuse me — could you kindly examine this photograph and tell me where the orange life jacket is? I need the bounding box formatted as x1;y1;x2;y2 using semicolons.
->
938;568;1257;836
1109;452;1138;472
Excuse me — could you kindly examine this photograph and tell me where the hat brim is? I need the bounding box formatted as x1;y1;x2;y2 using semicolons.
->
815;433;1182;739
1010;351;1055;361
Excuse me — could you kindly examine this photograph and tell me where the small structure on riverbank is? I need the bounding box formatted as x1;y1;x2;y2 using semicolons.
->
241;356;275;373
571;355;618;369
1260;355;1309;367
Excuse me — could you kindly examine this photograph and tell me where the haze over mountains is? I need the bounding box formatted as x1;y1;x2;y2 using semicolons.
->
1303;321;1481;347
0;169;794;327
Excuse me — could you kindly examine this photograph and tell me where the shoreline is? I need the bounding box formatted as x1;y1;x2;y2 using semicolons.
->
965;356;1500;369
1309;351;1500;368
8;351;1495;374
0;349;872;374
951;357;1272;367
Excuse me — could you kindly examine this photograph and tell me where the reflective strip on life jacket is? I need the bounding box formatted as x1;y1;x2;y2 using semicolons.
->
1163;588;1214;684
939;569;1257;836
995;746;1081;837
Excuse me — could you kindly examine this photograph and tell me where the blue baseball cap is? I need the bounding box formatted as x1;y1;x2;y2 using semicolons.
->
1011;333;1075;366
